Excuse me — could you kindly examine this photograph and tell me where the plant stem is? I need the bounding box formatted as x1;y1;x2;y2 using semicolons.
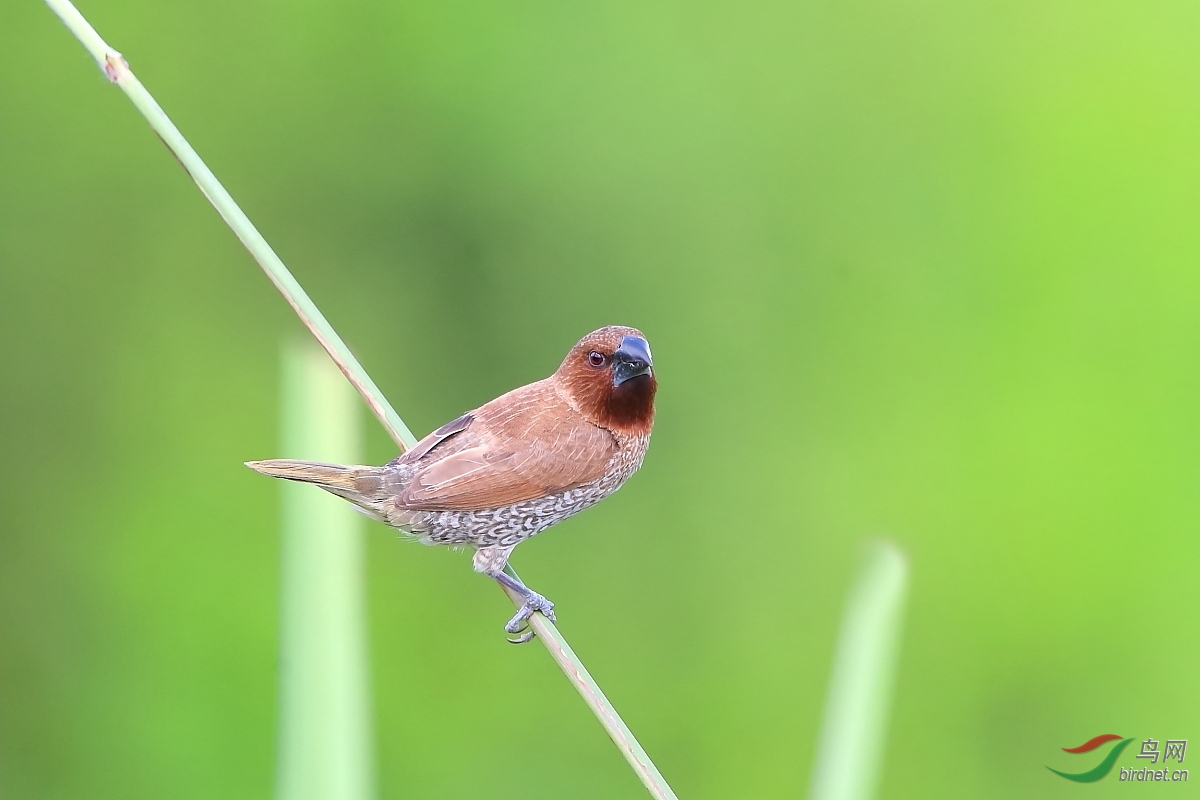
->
809;542;908;800
277;343;374;800
45;0;415;453
45;2;678;798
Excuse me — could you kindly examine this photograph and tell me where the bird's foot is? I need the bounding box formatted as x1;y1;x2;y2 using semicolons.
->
491;569;556;644
503;592;555;645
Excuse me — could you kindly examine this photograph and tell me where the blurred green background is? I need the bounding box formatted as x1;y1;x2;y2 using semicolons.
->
2;0;1198;797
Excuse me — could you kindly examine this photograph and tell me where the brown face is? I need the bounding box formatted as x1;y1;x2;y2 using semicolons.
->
556;326;657;432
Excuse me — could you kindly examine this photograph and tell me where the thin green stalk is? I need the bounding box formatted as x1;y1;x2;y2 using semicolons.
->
808;542;908;800
277;343;374;800
45;3;678;798
44;0;415;453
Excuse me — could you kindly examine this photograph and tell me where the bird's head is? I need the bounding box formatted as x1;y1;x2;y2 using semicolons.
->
555;325;656;434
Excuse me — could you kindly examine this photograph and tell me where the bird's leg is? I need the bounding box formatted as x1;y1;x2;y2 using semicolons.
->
493;570;556;644
473;546;555;644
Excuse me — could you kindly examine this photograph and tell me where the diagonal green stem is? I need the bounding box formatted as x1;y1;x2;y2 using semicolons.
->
44;0;415;453
44;2;678;798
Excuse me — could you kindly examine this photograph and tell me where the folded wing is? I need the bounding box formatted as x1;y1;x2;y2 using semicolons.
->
396;383;616;511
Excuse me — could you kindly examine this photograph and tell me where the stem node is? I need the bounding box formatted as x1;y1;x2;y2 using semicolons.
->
103;52;128;83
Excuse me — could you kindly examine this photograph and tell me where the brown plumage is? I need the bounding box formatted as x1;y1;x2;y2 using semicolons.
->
247;325;656;642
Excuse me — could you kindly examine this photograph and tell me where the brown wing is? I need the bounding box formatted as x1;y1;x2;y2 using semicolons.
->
401;412;474;463
396;381;616;511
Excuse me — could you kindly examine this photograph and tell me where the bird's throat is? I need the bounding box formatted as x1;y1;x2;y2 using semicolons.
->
601;374;656;433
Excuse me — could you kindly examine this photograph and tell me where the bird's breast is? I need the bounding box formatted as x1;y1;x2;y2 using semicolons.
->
607;429;651;483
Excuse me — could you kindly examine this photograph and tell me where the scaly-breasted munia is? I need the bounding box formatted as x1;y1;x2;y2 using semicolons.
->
247;326;656;642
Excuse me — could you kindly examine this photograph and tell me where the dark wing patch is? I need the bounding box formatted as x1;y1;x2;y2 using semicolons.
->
402;412;473;463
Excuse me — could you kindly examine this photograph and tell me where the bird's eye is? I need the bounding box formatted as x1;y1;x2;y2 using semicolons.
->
587;350;606;368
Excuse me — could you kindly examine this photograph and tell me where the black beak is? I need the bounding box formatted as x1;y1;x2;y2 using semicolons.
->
612;336;653;387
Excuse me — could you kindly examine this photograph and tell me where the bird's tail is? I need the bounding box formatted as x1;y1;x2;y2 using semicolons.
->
245;459;390;518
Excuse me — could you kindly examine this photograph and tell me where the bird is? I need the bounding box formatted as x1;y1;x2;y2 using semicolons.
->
246;325;656;643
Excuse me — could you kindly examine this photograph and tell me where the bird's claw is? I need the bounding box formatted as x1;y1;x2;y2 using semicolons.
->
506;626;537;645
503;592;555;644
